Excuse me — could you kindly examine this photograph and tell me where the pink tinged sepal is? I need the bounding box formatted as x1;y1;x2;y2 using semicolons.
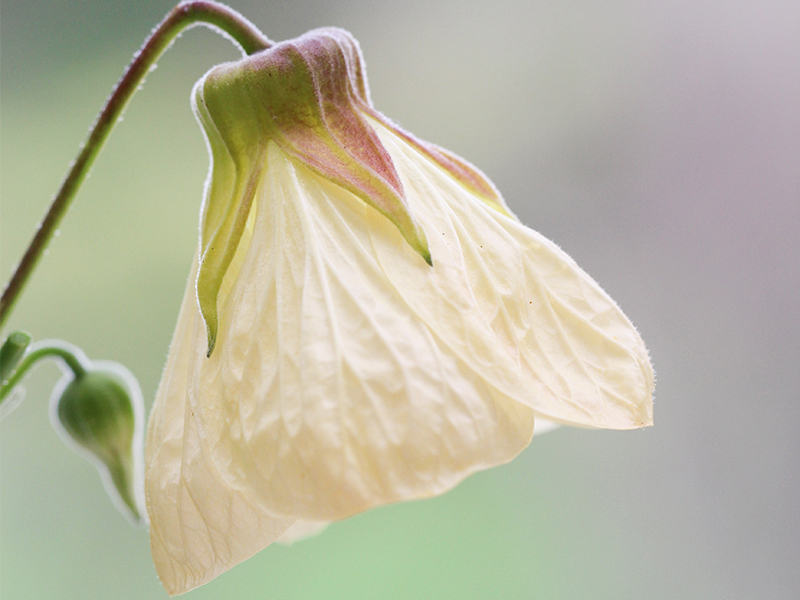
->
365;111;515;217
193;28;435;355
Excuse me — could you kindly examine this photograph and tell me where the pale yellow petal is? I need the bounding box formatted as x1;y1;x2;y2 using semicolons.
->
145;257;295;596
275;520;330;544
186;142;535;522
532;418;559;436
369;119;654;429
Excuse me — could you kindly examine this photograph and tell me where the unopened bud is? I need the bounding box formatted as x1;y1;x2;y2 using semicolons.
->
52;361;146;524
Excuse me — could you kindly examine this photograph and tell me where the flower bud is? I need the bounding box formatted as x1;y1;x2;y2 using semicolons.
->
52;362;145;524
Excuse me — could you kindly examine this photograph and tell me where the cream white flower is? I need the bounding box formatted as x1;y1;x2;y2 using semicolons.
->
145;28;653;596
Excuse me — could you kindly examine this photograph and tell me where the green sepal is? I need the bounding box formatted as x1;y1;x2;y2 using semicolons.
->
193;81;265;356
192;28;433;355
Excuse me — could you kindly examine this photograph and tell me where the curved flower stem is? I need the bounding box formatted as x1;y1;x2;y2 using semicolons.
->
0;1;271;329
0;342;88;405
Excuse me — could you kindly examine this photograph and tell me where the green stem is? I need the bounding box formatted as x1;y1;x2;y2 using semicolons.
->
0;331;32;381
0;1;271;329
0;342;89;404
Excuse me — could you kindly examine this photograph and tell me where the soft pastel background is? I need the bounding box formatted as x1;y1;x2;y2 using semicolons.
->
2;0;798;598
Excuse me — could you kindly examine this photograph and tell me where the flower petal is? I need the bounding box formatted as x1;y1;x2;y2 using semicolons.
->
185;141;535;522
146;257;295;596
369;119;654;429
275;519;330;544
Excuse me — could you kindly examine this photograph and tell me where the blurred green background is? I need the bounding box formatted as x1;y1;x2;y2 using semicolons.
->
2;0;798;598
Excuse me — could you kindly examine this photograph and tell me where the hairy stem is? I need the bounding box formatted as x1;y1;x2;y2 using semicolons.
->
0;1;271;328
0;342;88;404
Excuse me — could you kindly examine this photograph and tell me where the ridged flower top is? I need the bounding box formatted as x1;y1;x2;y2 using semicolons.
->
193;28;511;354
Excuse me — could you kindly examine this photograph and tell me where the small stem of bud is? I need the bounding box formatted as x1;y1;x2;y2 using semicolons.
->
0;331;32;381
0;1;271;329
0;341;88;406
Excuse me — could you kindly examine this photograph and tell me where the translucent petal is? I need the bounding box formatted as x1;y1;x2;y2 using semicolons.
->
145;257;295;596
182;142;535;522
275;519;330;544
369;119;654;429
146;114;652;595
533;418;559;436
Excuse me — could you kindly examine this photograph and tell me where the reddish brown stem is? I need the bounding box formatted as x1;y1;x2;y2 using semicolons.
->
0;1;271;329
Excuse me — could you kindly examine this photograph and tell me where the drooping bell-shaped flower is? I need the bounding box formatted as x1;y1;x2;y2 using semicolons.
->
145;28;653;595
